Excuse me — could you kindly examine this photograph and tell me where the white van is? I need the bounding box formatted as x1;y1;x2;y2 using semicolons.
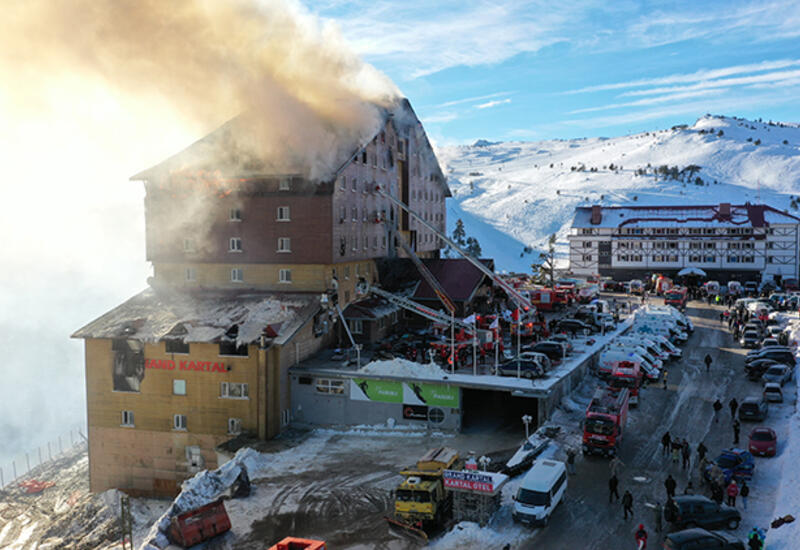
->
634;316;688;342
613;336;670;362
513;459;567;526
633;322;683;345
650;334;682;359
605;344;660;380
640;305;694;332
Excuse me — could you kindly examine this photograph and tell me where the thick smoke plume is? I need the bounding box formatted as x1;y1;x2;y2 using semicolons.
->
2;0;401;181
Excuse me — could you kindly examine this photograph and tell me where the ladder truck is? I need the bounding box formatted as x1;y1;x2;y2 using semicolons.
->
374;185;536;316
356;281;501;369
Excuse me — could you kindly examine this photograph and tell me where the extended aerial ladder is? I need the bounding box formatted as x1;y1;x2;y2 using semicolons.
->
395;233;456;315
374;185;535;315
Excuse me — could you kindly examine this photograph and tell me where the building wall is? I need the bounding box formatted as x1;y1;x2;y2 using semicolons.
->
84;338;271;494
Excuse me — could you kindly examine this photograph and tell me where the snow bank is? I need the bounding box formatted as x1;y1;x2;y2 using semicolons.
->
765;319;800;548
358;358;448;379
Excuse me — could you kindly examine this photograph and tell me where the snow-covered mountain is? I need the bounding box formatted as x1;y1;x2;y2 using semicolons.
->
438;115;800;273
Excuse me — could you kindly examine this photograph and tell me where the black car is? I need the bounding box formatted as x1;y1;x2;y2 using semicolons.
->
744;349;795;366
745;359;780;381
664;528;745;550
555;319;594;335
665;495;741;530
528;341;567;364
743;281;759;296
738;396;768;422
493;359;545;379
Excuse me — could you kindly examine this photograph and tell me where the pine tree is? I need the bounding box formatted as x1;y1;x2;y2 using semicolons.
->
533;234;557;287
452;219;466;247
466;237;482;257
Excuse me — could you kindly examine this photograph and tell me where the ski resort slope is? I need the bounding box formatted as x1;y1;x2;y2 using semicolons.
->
438;115;800;273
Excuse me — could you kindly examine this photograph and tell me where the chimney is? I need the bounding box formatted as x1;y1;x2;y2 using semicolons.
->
719;202;731;219
590;205;602;225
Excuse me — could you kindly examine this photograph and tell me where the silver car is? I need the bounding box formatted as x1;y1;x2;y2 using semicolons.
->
762;364;793;386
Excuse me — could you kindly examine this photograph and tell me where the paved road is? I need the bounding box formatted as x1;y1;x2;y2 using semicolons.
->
523;298;766;549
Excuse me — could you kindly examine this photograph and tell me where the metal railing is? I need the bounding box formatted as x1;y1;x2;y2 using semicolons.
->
0;425;87;490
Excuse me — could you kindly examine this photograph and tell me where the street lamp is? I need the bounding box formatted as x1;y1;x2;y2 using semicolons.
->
478;455;491;472
522;414;533;440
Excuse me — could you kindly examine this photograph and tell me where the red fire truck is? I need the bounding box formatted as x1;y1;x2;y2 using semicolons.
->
664;286;688;310
582;386;630;457
607;361;643;406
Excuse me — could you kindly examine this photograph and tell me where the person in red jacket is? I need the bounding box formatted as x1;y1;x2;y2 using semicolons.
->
634;524;648;549
726;480;739;506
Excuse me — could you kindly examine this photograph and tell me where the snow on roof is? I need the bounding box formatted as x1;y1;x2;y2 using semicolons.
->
342;296;399;320
71;287;320;346
572;204;799;229
358;358;448;379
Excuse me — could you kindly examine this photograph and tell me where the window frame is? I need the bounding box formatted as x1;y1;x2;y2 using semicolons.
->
185;267;196;282
220;382;250;399
279;177;291;191
229;208;242;222
173;379;187;395
228;417;242;435
121;410;135;427
229;237;243;252
231;268;244;282
279;268;292;283
277;237;291;253
315;378;345;395
173;414;187;431
277;206;291;221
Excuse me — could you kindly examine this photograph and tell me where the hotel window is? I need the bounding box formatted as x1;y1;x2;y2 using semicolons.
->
229;208;242;221
689;242;702;250
279;177;291;191
352;235;358;250
583;241;592;248
185;267;196;282
742;256;755;263
667;242;678;249
220;382;249;399
344;266;350;279
727;255;740;263
231;268;243;282
742;242;754;249
382;236;387;248
277;238;291;253
352;177;358;192
183;238;195;252
173;414;187;431
689;255;701;263
617;255;628;262
279;269;292;283
173;379;187;395
121;410;134;427
339;206;346;222
582;254;593;261
631;255;642;262
166;340;190;354
581;228;592;235
281;409;291;427
362;208;368;222
277;206;290;221
768;256;776;263
704;243;715;249
229;237;243;252
703;228;715;235
350;319;363;334
704;255;716;262
315;378;345;394
228;418;242;435
689;228;702;235
363;236;368;250
339;177;346;190
766;242;775;249
351;207;357;221
362;150;367;163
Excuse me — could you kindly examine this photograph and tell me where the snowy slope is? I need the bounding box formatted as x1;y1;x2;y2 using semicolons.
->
438;115;800;273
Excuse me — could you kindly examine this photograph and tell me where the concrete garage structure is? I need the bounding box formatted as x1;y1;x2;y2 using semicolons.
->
288;320;628;433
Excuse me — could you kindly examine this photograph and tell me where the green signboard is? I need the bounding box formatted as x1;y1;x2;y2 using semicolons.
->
350;378;403;403
405;383;460;408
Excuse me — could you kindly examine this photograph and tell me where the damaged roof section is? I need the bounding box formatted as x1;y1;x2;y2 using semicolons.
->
71;288;320;347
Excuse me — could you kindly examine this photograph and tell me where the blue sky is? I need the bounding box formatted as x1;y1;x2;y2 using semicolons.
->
305;0;800;144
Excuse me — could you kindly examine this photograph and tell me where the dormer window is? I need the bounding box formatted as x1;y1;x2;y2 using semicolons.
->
279;177;291;191
229;208;242;221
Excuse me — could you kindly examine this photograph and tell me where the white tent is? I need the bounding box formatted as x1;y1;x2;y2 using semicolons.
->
677;267;707;277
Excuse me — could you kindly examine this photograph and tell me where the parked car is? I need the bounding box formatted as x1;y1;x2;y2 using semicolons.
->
760;337;780;349
761;364;793;386
663;528;745;550
547;334;574;355
738;396;768;422
516;351;553;371
664;495;741;530
744;348;795;366
745;359;780;381
748;427;778;457
763;382;784;403
743;281;759;296
739;330;761;349
527;341;567;364
704;448;754;484
493;358;545;379
556;319;594;336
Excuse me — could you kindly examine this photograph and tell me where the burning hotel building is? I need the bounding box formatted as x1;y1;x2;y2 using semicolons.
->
73;98;450;496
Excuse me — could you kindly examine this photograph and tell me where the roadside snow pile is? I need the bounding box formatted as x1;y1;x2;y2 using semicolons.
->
358;358;447;379
430;520;528;549
765;319;800;549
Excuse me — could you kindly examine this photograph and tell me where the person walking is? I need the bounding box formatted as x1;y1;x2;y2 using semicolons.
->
622;490;634;520
740;480;750;510
664;474;677;499
681;439;691;470
671;440;681;465
704;354;713;372
727;480;739;506
713;399;723;423
662;368;668;390
634;524;648;549
661;432;671;457
566;448;577;475
653;501;663;533
733;419;741;445
747;527;765;550
729;398;739;419
610;456;625;477
697;441;708;464
609;474;620;503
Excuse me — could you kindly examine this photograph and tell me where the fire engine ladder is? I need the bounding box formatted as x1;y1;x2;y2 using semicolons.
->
358;281;474;333
331;302;364;367
395;233;456;315
375;185;535;314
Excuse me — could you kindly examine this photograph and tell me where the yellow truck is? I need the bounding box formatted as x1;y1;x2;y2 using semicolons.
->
387;447;459;542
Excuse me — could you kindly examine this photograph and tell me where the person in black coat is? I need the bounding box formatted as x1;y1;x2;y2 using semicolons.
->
713;399;723;422
697;441;708;463
622;490;634;520
609;474;620;503
729;398;739;418
665;474;677;499
704;354;713;372
661;431;671;456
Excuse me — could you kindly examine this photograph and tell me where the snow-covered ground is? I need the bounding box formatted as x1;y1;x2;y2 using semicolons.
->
438;115;800;272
